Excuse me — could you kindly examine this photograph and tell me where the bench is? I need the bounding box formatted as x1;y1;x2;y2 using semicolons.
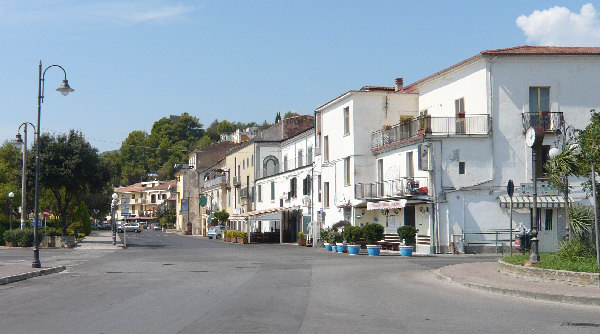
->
377;233;401;251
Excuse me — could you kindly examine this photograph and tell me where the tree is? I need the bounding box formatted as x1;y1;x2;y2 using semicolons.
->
35;130;111;235
284;111;299;119
73;201;92;235
213;210;229;224
0;142;22;221
275;112;281;123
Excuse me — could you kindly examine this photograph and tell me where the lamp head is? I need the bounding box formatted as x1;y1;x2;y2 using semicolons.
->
56;79;75;96
13;133;23;148
8;192;14;198
112;193;118;200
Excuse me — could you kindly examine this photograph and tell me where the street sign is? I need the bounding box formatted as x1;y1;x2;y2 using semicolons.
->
43;209;51;218
181;198;188;212
507;180;514;197
199;195;207;207
121;212;132;217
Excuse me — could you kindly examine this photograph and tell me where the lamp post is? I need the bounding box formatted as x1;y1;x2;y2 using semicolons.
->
13;122;36;230
32;61;75;268
525;126;544;263
8;192;15;230
111;193;118;246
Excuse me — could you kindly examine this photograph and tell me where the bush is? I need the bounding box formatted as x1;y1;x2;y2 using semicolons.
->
332;220;350;232
0;225;5;246
298;231;305;240
363;223;384;245
557;238;596;260
3;229;42;247
343;226;363;244
397;225;419;246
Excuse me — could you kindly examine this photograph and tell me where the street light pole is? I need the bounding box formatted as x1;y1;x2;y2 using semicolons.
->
32;61;74;268
8;192;14;230
14;122;36;230
111;193;118;246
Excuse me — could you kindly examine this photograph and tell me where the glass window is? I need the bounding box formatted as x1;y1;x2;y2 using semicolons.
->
258;185;262;202
545;209;553;231
459;162;465;175
298;149;303;167
324;136;329;162
324;182;330;208
307;147;313;165
344;106;350;136
283;155;288;171
529;87;550;113
270;181;275;200
344;157;351;186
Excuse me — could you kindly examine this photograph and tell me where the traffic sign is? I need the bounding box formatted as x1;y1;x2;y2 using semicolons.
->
200;195;207;207
43;209;51;218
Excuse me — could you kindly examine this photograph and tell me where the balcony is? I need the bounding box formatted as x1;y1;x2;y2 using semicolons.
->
240;187;251;199
232;176;241;187
205;175;228;188
372;115;491;150
522;112;563;132
355;177;429;199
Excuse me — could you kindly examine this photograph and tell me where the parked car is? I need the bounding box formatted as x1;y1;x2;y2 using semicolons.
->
207;225;227;239
151;223;162;231
117;223;142;233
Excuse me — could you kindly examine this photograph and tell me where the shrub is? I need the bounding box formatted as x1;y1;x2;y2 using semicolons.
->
363;223;384;245
0;226;5;246
343;226;363;244
3;229;42;247
397;225;419;246
298;231;305;240
332;220;350;232
557;238;596;260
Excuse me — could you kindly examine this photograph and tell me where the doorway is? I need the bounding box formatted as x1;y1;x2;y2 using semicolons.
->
404;206;415;227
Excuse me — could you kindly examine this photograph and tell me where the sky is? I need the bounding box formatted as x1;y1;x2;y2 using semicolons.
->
2;1;600;153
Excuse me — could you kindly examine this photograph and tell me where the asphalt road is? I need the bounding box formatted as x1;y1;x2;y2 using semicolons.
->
1;231;599;334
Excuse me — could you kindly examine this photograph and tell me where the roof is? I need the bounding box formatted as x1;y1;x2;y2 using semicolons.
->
150;180;176;191
403;45;600;92
115;183;145;193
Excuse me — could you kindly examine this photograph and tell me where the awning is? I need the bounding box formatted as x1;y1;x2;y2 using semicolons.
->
229;206;300;220
367;199;407;210
498;195;568;208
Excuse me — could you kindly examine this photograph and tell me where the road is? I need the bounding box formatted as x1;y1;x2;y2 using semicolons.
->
1;231;599;334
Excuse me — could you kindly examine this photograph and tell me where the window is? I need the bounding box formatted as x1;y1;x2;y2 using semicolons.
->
283;155;288;171
263;156;279;177
251;155;254;167
324;182;330;208
303;176;311;195
459;162;465;175
132;194;135;199
323;136;329;162
529;87;550;113
344;157;351;186
258;185;262;202
247;158;250;169
307;147;313;165
270;181;275;200
290;177;297;198
297;149;303;167
318;175;322;202
406;152;414;178
344;106;350;136
455;97;465;134
544;209;553;231
377;159;383;183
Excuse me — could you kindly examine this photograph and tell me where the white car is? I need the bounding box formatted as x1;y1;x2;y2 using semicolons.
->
118;223;142;233
207;225;227;239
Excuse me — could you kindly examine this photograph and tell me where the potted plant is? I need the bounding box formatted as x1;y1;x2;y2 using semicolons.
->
321;229;333;251
343;226;363;255
397;225;419;256
363;223;384;256
297;231;306;246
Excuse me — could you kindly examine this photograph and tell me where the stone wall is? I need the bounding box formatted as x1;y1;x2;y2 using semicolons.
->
498;260;600;287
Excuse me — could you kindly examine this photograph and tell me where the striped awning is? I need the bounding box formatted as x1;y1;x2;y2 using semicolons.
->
498;195;568;208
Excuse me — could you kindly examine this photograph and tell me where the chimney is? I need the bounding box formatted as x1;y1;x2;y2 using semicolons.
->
395;78;403;92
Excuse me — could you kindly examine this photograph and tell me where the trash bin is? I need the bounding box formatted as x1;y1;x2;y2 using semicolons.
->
515;233;531;250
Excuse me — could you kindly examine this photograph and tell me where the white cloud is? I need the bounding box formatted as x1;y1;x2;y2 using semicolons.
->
516;3;600;46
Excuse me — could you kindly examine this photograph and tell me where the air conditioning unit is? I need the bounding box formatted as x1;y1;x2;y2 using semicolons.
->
302;195;312;207
233;208;241;215
314;147;321;156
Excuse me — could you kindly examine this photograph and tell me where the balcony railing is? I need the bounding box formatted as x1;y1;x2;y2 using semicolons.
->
355;177;429;199
522;112;563;132
205;175;228;188
240;187;251;198
372;115;491;150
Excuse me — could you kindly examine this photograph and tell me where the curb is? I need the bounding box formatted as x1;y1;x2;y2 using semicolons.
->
0;266;67;286
434;267;600;307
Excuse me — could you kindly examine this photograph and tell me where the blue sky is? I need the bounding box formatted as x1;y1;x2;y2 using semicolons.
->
1;1;599;152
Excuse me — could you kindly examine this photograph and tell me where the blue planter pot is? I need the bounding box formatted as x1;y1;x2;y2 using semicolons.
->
331;245;338;252
325;243;332;251
347;245;360;255
400;246;413;256
367;246;381;256
337;244;347;253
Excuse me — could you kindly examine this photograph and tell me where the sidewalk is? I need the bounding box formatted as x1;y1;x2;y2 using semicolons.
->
0;230;120;285
436;261;600;306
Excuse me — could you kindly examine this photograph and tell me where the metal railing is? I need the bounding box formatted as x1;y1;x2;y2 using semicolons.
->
205;175;228;188
522;112;563;132
355;177;429;199
372;115;491;150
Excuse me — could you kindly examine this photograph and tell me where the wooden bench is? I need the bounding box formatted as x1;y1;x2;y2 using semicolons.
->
377;233;401;251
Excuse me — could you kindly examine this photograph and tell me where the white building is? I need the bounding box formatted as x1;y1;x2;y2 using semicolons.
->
316;46;600;254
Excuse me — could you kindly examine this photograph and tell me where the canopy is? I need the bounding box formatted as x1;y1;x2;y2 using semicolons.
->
498;195;568;208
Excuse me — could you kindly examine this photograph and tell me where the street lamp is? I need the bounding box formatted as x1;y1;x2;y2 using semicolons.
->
32;61;75;268
8;192;14;230
111;193;118;245
13;122;36;230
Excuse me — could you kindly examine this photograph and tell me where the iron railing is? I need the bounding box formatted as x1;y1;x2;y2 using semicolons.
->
355;177;429;199
372;115;491;150
522;112;563;132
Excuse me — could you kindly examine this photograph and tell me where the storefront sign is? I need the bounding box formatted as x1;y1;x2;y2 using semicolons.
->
367;199;407;210
519;181;560;196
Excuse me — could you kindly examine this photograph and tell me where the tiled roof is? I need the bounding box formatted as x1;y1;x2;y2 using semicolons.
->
403;45;600;92
150;180;176;191
115;183;145;193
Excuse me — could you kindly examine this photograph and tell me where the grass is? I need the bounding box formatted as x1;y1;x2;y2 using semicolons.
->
502;252;600;273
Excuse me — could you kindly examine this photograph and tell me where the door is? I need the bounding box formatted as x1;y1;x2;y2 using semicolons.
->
539;209;558;252
404;206;415;227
